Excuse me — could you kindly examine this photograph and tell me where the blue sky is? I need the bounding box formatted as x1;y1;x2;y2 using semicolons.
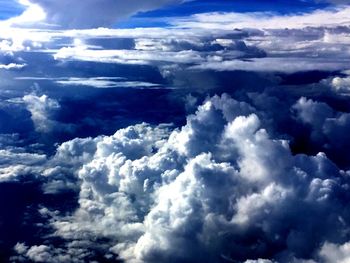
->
0;1;350;263
136;0;329;17
0;0;24;19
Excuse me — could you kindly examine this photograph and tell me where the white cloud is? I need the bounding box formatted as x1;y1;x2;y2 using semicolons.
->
190;57;350;73
43;23;350;74
329;70;350;93
0;148;46;181
318;241;350;263
25;245;53;262
292;97;333;127
0;63;26;69
22;93;60;133
1;5;350;262
53;46;205;65
0;7;349;75
0;0;47;29
172;7;350;30
55;77;161;89
14;94;349;263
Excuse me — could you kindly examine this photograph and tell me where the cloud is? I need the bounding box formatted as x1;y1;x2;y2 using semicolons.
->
0;63;26;70
53;46;205;65
16;76;163;89
12;94;350;263
292;97;350;168
0;7;349;76
172;7;350;30
23;0;183;29
315;0;350;4
1;0;46;28
190;57;350;73
0;148;46;181
22;93;61;133
55;77;161;89
0;3;349;263
327;70;350;94
318;241;350;263
331;75;350;92
42;20;349;74
1;5;350;262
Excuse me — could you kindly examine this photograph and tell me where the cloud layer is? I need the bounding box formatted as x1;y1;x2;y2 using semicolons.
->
6;94;349;263
0;2;350;262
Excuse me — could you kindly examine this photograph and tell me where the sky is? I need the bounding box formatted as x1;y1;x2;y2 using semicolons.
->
1;0;350;262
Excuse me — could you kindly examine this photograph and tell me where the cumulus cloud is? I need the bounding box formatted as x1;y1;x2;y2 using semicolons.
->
292;97;350;168
22;93;61;133
318;241;350;263
13;94;350;263
328;70;350;94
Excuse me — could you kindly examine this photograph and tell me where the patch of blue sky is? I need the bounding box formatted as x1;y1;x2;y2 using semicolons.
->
0;0;24;20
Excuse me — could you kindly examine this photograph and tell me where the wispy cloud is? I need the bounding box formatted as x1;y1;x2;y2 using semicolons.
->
55;77;162;89
0;63;26;69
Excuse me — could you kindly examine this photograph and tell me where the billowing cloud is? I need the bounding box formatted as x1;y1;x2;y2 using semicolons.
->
0;2;350;262
318;241;350;263
22;93;61;133
328;70;350;94
292;97;350;168
11;94;350;263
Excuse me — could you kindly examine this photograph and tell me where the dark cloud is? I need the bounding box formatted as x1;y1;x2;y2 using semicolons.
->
315;0;350;4
292;97;350;169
